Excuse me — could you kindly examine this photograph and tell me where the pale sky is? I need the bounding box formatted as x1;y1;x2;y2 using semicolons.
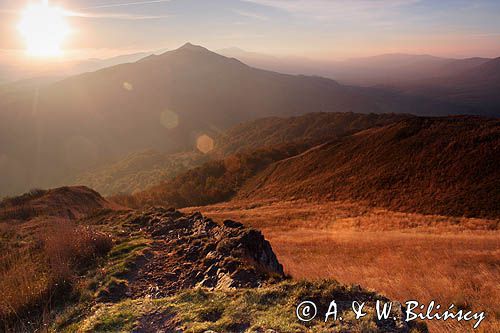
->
1;0;500;61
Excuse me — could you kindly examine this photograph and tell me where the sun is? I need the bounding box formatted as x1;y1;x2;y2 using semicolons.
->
17;1;71;57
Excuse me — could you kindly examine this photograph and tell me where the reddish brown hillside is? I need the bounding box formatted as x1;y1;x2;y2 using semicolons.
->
73;112;409;197
238;117;500;218
0;186;116;221
213;112;411;156
117;113;412;207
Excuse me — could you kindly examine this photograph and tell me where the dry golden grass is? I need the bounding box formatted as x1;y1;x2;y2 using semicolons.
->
185;199;500;333
0;219;112;331
0;250;49;330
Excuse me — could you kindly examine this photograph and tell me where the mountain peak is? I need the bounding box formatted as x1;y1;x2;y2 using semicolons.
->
178;42;210;52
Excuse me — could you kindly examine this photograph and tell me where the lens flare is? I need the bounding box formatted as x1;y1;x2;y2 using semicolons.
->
196;134;214;154
160;110;179;129
123;82;134;91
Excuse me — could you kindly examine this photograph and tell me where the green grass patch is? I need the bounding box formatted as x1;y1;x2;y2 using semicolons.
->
66;280;427;333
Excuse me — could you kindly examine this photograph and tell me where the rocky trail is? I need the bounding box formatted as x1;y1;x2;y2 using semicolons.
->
125;208;283;300
77;207;426;333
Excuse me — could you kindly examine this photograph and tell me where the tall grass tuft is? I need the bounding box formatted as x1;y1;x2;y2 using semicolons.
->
0;220;112;331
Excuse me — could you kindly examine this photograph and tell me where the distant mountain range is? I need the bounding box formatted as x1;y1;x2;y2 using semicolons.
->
0;51;157;84
332;54;492;85
0;43;497;197
218;49;493;86
384;57;500;111
219;49;500;115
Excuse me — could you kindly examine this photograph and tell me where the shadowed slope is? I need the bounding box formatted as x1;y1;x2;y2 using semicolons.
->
212;112;411;156
238;116;500;218
77;112;410;196
113;112;410;207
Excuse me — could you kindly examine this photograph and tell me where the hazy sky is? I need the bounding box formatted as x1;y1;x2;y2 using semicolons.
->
1;0;500;60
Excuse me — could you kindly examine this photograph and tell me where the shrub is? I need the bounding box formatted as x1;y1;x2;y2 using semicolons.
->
44;221;113;283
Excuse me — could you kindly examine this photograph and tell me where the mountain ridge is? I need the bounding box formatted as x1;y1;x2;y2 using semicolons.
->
111;115;500;219
237;116;500;218
1;43;468;197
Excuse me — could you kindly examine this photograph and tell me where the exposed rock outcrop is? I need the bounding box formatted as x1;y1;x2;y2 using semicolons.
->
126;208;284;299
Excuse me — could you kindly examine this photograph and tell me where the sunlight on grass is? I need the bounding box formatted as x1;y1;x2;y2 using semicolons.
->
186;199;500;333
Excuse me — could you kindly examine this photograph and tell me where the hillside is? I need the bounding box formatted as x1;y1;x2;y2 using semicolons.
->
0;186;115;221
116;115;500;218
0;187;425;332
74;112;410;196
111;113;412;206
237;116;500;218
0;44;466;198
212;112;411;156
114;144;307;208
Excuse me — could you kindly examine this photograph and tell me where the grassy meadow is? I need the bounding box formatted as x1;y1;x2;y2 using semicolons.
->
185;199;500;333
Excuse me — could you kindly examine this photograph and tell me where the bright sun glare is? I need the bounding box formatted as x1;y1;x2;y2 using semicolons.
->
17;0;70;57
